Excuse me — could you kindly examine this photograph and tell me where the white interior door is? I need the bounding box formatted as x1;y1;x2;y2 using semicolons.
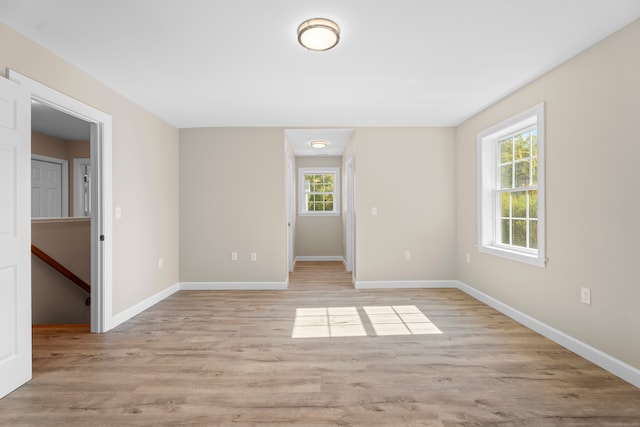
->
31;158;62;217
0;76;32;399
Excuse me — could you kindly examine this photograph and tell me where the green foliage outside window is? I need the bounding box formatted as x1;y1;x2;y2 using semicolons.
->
498;128;538;250
305;174;335;212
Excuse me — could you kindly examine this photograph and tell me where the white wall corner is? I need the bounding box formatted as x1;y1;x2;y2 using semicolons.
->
355;280;459;290
180;282;288;291
107;283;181;331
456;280;640;389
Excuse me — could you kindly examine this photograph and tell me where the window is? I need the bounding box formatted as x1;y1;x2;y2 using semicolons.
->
477;103;545;267
298;167;340;215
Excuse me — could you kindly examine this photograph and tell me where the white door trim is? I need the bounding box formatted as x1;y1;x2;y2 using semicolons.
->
9;70;113;333
345;157;355;279
73;158;91;217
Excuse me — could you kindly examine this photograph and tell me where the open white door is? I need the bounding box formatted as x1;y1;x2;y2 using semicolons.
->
286;157;295;272
0;76;31;399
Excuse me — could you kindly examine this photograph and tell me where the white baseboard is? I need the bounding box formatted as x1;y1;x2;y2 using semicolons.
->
180;281;288;291
456;280;640;389
108;283;180;331
295;256;345;263
355;280;459;289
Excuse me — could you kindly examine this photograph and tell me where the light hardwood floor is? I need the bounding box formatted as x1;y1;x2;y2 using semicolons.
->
2;261;640;426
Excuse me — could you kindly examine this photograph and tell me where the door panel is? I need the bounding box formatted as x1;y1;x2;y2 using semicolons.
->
31;159;62;217
0;76;31;399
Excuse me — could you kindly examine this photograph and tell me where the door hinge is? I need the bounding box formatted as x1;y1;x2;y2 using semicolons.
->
100;235;105;241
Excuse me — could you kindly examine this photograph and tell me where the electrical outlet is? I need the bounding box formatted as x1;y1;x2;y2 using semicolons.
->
251;252;257;262
404;250;411;260
371;207;378;216
231;252;238;261
580;287;591;305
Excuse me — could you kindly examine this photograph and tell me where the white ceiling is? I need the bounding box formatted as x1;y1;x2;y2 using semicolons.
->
2;1;639;153
31;101;90;141
285;128;354;157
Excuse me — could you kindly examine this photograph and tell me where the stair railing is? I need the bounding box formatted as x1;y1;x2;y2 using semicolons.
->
31;244;91;306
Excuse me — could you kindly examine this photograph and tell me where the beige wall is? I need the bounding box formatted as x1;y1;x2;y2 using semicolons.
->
0;22;180;316
179;128;287;283
455;20;640;369
32;131;90;216
352;128;457;281
295;156;343;258
31;219;91;324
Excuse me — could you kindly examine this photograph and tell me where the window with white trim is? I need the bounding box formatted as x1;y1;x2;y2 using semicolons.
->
298;167;340;215
477;103;545;267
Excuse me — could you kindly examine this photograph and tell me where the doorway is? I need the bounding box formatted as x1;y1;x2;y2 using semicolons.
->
31;103;91;325
9;70;113;333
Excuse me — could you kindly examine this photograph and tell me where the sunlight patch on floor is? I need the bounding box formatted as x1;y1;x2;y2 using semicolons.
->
291;307;367;338
291;305;442;339
364;305;442;336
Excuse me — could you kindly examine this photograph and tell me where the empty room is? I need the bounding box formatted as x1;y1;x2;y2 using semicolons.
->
1;1;640;425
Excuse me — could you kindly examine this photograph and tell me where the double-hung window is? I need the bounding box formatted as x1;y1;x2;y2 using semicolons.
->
477;103;545;267
298;167;340;215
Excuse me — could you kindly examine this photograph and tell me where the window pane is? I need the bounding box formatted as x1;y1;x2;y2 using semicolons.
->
529;219;538;249
326;202;334;211
514;133;530;160
531;129;538;157
512;191;526;218
513;220;527;247
529;190;537;219
500;165;512;189
325;174;334;191
501;220;510;245
500;139;512;163
501;192;510;217
515;161;530;187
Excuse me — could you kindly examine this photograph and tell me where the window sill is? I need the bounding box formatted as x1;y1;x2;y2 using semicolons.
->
478;245;546;268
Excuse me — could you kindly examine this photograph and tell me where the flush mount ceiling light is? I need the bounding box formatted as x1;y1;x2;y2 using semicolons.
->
310;140;328;149
297;18;340;51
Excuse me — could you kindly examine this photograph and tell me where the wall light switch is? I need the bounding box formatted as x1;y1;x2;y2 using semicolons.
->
115;207;122;219
371;207;377;216
404;250;411;260
580;287;591;305
158;258;163;269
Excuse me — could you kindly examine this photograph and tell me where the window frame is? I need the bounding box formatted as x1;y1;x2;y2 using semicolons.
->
477;103;546;267
298;167;341;216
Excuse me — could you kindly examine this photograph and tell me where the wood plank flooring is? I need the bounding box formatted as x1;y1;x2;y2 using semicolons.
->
1;261;640;426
